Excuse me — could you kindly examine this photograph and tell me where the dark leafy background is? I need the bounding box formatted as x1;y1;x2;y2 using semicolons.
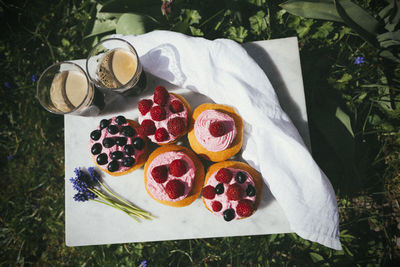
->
1;0;399;265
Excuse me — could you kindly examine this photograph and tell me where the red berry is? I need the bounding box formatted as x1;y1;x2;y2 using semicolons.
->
165;179;185;199
215;168;233;183
226;184;243;201
150;106;166;121
236;200;254;217
169;100;184;113
138;99;153;115
138;120;156;136
211;201;222;212
151;165;168;183
167;117;186;136
154;86;169;106
155;127;169;142
169;159;186;177
209;121;225;137
201;185;215;199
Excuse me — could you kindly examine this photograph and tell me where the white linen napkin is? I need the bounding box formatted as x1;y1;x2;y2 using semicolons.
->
113;30;342;250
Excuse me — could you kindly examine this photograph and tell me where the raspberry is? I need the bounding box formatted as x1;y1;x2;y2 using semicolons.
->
165;179;185;199
151;165;168;183
169;100;184;113
169;159;187;177
138;99;153;115
215;168;233;183
154;86;169;106
201;185;215;199
209;121;225;137
150;106;166;121
155;127;169;142
138;120;156;136
236;200;254;217
211;201;222;212
226;184;243;201
167;117;186;136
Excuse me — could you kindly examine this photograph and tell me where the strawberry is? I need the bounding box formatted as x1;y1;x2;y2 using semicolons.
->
167;117;186;136
201;185;215;199
236;200;254;217
169;159;187;177
215;168;232;183
169;100;184;113
154;127;169;142
226;184;243;201
151;165;168;183
209;121;225;137
138;120;156;136
154;86;169;106
138;99;153;115
165;179;185;199
150;106;166;121
211;201;222;212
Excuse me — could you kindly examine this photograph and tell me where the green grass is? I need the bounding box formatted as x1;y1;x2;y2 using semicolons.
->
1;0;399;266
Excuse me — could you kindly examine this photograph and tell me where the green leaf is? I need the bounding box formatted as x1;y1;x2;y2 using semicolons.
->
312;21;334;39
226;26;248;43
280;0;344;22
100;0;161;18
309;252;324;263
84;18;118;39
249;11;268;35
337;73;352;83
189;26;204;36
377;31;400;47
379;49;400;63
181;9;202;25
336;106;354;137
116;13;158;35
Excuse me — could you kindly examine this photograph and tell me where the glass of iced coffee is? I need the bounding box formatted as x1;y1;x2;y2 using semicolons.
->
36;62;105;116
86;38;146;96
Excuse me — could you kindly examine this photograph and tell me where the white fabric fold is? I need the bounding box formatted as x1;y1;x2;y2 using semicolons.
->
113;30;341;250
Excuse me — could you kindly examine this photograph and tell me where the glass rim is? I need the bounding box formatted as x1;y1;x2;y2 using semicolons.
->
85;37;141;91
36;61;91;115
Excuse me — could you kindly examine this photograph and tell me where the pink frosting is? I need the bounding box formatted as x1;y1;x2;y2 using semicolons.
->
146;151;196;202
194;110;236;152
203;168;256;220
138;94;188;144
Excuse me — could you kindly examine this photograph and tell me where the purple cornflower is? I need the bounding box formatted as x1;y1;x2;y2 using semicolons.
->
31;74;38;82
4;82;12;89
354;56;365;65
7;154;15;160
70;167;98;202
140;260;148;267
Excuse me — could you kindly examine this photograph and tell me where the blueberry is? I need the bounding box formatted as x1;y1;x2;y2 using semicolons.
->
107;125;119;135
91;143;102;155
90;130;101;141
246;184;256;197
96;153;108;165
103;138;115;148
110;151;124;160
121;126;135;137
115;137;127;146
108;160;119;172
223;209;235;222
100;119;110;129
215;183;224;195
235;171;247;184
115;115;127;125
133;137;144;150
122;157;135;167
124;145;135;156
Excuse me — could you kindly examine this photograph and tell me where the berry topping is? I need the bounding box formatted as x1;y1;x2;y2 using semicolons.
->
108;160;119;172
169;159;187;177
103;138;115;148
124;145;135;155
90;130;101;141
100;119;110;129
215;183;225;195
107;125;119;135
150;106;166;121
235;171;247;184
223;209;235;221
96;153;108;165
209;121;225;137
122;157;135;167
115;115;126;125
236;200;254;217
246;184;256;197
110;151;124;160
167;117;186;136
91;143;102;155
215;168;233;183
155;127;169;142
165;179;185;199
169;100;184;113
151;165;168;183
201;185;216;199
211;201;223;212
133;137;145;150
138;120;156;136
138;99;153;115
153;86;169;106
120;126;135;137
226;184;243;201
